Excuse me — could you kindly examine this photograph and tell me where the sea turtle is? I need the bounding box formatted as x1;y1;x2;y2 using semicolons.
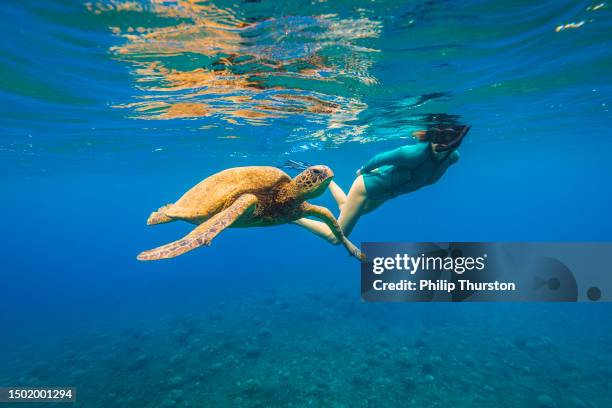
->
137;165;364;261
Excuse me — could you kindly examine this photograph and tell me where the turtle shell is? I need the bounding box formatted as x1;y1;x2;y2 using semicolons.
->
164;166;291;220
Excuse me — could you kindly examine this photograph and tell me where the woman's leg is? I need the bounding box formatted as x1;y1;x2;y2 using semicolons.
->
292;176;369;242
292;176;367;242
337;176;368;236
328;181;348;211
292;218;340;244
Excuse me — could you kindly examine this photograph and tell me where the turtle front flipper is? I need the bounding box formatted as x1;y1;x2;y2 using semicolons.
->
137;194;258;261
300;203;365;261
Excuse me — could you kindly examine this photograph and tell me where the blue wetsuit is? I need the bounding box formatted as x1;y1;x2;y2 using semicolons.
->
360;142;459;200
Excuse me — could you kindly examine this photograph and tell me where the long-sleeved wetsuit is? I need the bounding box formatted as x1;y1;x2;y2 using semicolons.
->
360;142;459;200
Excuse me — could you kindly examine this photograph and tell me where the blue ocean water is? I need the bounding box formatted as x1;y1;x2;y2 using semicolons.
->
1;0;612;406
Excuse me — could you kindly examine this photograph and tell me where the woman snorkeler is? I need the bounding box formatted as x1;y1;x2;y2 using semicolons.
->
288;124;471;244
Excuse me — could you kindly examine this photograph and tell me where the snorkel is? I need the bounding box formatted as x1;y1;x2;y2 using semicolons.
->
412;124;470;162
429;125;471;153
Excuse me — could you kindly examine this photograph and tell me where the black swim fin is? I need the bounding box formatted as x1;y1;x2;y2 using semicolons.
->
281;159;313;171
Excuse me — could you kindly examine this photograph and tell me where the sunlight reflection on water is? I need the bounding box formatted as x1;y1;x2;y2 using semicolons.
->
91;0;381;140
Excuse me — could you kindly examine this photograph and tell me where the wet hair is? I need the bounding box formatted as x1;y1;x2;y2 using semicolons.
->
425;124;471;152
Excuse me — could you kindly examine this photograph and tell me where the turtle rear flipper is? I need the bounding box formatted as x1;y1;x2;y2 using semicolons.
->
147;204;175;225
138;194;258;261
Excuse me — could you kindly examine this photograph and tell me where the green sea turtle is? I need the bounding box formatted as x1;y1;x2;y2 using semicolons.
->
137;165;364;261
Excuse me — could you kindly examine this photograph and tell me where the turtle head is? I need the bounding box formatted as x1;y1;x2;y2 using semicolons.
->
294;165;334;199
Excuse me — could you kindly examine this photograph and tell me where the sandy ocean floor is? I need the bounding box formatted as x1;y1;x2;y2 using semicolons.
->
2;281;611;408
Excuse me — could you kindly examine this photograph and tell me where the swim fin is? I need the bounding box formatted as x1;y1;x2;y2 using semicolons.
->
281;159;313;171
